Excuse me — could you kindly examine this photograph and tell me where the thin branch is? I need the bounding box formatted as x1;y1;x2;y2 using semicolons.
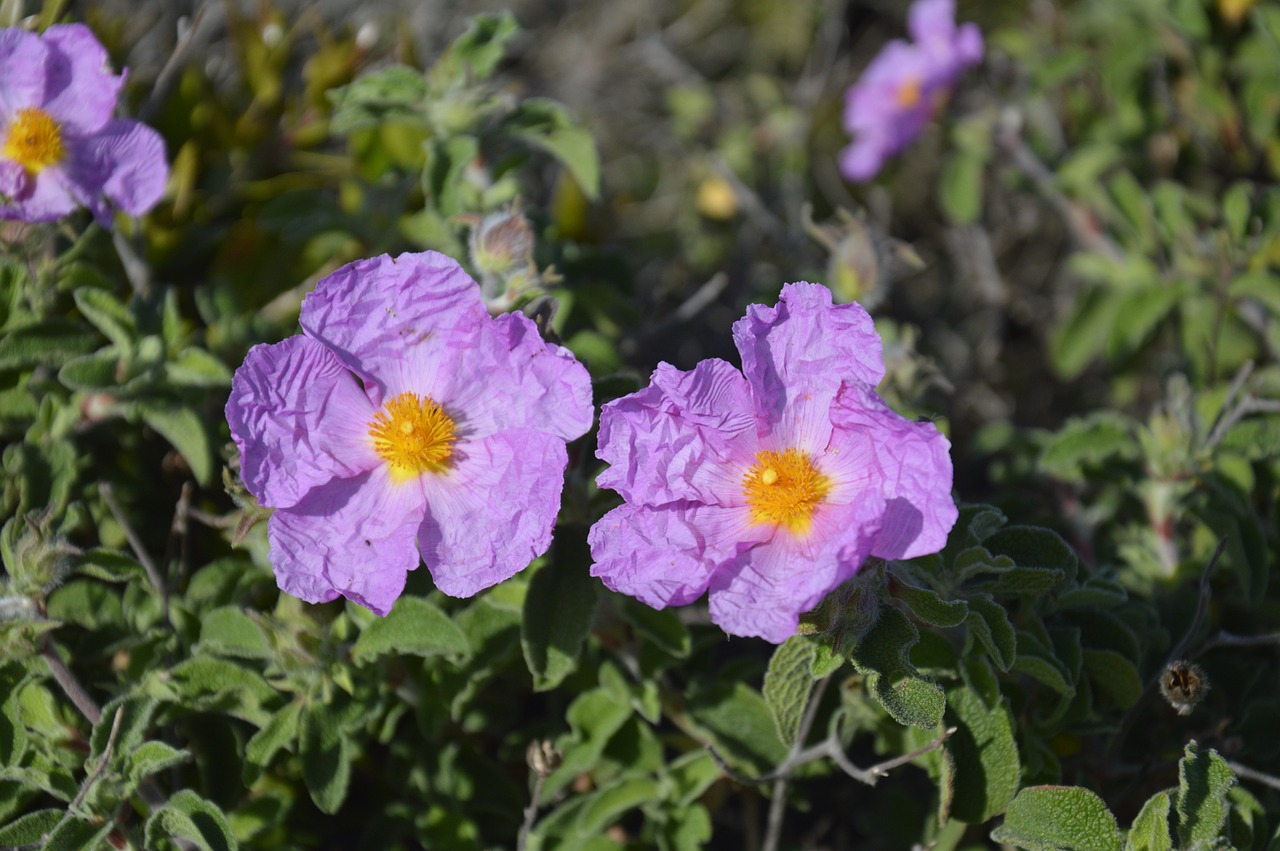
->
100;482;167;613
42;636;102;726
1199;630;1280;653
140;6;213;123
1203;360;1254;450
516;773;547;851
763;676;832;851
1227;760;1280;792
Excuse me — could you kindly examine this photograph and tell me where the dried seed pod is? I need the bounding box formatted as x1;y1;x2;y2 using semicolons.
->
1160;660;1210;716
526;739;562;778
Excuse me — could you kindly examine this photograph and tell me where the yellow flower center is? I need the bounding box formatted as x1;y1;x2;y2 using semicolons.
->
368;391;456;481
3;107;65;173
896;78;923;108
742;449;831;533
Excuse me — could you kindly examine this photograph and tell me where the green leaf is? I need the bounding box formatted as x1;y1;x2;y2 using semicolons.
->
127;740;191;784
327;65;428;134
1229;273;1280;316
301;704;354;815
73;287;134;351
1104;285;1187;362
1050;284;1125;379
684;682;788;776
165;347;232;388
522;533;599;691
157;657;277;725
91;695;157;763
990;786;1123;851
196;606;271;660
574;776;663;837
144;789;238;851
506;99;602;199
74;549;146;584
1125;791;1174;851
1222;181;1252;239
762;636;817;747
939;151;985;224
966;595;1016;672
0;319;98;370
948;685;1021;824
245;700;303;769
44;817;111;851
543;687;633;799
423;135;480;217
619;597;690;658
1057;577;1128;610
849;606;945;728
428;12;520;89
351;596;469;663
1014;631;1077;697
0;808;60;844
57;349;122;391
1174;741;1235;849
136;402;214;485
1039;413;1137;484
890;571;969;627
984;525;1078;585
1083;649;1142;710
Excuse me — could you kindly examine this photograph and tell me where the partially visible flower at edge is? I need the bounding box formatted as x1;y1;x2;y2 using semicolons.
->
839;0;983;182
588;283;957;643
225;251;593;615
0;23;168;224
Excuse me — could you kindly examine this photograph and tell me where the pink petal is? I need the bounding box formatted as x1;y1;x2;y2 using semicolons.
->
418;428;569;597
267;467;428;616
39;24;121;134
588;501;766;610
596;359;758;507
226;335;380;509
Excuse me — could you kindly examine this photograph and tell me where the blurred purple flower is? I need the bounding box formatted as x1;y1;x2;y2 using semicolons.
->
589;284;956;643
226;252;593;615
839;0;983;182
0;24;168;223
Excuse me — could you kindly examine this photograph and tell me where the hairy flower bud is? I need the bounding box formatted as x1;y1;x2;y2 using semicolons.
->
1160;660;1210;716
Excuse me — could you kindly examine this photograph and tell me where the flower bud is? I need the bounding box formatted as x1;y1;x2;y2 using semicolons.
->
1160;660;1210;716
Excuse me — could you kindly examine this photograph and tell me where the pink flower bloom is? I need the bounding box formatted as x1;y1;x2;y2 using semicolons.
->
839;0;983;182
588;284;956;642
0;24;168;223
226;252;593;615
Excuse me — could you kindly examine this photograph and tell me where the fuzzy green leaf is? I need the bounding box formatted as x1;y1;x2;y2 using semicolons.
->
0;808;60;844
351;595;469;663
327;65;428;134
891;573;969;627
507;99;602;199
991;786;1123;851
1057;577;1128;610
301;705;354;815
127;740;191;784
196;606;271;660
0;319;98;370
136;403;214;485
522;535;599;691
428;12;520;89
44;817;111;851
144;789;238;851
1174;741;1235;849
849;606;945;728
948;685;1021;824
1125;791;1174;851
984;525;1078;585
966;595;1016;672
762;636;817;747
1083;649;1142;710
73;287;134;350
574;776;663;837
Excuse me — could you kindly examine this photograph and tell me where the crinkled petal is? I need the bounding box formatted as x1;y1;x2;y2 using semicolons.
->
827;382;957;559
0;160;32;207
227;335;380;509
0;29;45;115
707;489;885;642
39;24;121;134
1;163;77;221
588;501;767;610
436;310;593;442
56;119;168;223
597;359;758;507
907;0;957;44
418;428;568;597
267;467;427;615
299;252;487;404
734;283;883;452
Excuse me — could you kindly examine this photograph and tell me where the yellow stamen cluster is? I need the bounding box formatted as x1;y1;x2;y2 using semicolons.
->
368;392;456;480
896;78;923;108
742;449;831;533
3;107;64;173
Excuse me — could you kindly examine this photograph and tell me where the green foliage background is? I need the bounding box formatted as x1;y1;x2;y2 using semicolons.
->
2;0;1279;848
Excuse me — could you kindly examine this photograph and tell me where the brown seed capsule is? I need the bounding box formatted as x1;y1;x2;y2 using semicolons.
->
1160;660;1210;716
526;739;562;778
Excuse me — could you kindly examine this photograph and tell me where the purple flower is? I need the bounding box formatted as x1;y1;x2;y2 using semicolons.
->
226;251;593;615
0;24;168;223
588;284;956;643
839;0;983;182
